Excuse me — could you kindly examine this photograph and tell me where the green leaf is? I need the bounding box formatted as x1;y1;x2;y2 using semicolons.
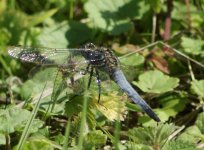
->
195;112;204;134
39;20;92;47
178;112;204;143
0;107;30;134
27;9;58;27
0;133;5;145
127;123;177;147
120;53;145;67
162;140;197;150
190;79;204;99
181;37;204;55
17;135;62;150
84;130;107;149
133;70;179;94
146;0;164;13
157;93;189;119
84;0;149;35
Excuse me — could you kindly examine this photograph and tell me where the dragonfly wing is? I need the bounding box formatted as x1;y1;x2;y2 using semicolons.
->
8;46;89;71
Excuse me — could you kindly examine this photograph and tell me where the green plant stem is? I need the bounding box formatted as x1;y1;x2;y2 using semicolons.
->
69;0;74;20
77;85;88;149
17;82;47;150
151;13;157;43
187;60;195;81
62;117;71;150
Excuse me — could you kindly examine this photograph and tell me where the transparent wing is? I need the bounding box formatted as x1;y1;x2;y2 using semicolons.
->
8;46;88;66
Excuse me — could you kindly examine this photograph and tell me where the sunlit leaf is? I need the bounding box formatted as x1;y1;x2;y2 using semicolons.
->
91;92;126;121
120;53;145;67
84;0;149;35
181;37;204;55
133;70;179;94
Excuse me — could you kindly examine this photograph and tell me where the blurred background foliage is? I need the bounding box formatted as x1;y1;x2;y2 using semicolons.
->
0;0;204;149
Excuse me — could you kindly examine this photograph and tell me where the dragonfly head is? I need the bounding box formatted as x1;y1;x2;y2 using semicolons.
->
82;43;105;62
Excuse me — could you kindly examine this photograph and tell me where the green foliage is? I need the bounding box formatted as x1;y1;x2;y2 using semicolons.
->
84;0;149;35
1;0;204;149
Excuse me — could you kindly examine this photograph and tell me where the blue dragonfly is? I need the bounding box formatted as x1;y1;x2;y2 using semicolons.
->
8;43;160;122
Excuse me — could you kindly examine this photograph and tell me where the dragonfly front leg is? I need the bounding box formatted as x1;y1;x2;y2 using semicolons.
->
95;70;101;103
87;67;94;89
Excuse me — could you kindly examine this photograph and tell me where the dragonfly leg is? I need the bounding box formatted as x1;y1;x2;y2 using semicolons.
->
95;70;101;103
88;67;94;89
81;64;91;75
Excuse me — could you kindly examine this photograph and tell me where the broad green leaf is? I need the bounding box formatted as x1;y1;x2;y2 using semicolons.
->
133;70;179;94
0;107;30;134
39;20;92;47
120;53;145;67
181;37;204;55
190;79;204;99
84;0;149;35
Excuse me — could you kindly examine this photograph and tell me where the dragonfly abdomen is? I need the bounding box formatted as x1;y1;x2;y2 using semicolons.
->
111;69;160;122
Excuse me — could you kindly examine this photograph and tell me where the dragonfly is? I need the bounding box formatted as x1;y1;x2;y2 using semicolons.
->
8;43;160;122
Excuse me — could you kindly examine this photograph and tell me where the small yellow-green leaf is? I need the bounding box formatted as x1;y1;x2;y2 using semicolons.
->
27;9;58;27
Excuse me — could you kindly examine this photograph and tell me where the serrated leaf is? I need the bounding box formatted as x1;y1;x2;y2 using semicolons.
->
190;79;204;99
84;130;107;148
133;70;179;94
162;140;197;150
84;0;149;35
181;37;204;55
127;123;177;147
125;142;153;150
